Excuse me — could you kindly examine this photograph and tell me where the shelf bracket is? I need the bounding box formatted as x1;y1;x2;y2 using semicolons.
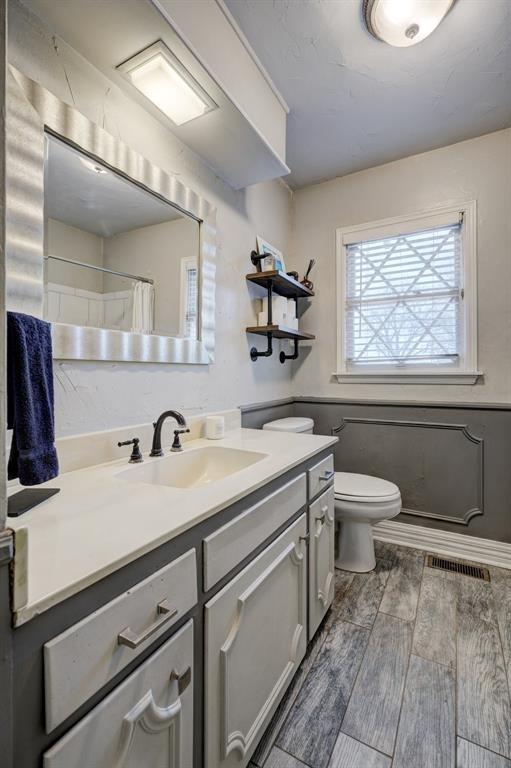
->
279;338;299;364
250;333;273;361
250;281;274;361
250;250;266;270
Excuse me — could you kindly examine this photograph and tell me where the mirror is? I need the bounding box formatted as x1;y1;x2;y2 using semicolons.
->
7;68;216;364
43;134;200;340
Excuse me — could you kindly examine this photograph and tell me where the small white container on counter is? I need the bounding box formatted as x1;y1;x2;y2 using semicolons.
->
205;415;225;440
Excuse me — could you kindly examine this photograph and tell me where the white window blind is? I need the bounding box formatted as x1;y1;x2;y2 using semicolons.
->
184;265;198;338
345;222;462;368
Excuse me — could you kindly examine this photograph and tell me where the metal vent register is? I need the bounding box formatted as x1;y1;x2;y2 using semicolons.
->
426;554;490;581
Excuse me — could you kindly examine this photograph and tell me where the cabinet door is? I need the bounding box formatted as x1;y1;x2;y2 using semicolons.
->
43;620;194;768
205;515;307;768
308;486;335;639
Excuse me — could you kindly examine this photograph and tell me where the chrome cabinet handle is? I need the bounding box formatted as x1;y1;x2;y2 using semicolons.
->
315;504;330;524
118;600;178;649
170;666;192;695
299;533;310;542
319;470;334;481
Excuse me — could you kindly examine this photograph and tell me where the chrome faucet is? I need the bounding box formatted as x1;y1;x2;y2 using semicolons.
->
150;410;190;456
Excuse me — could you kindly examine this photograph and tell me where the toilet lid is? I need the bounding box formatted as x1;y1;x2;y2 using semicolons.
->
334;472;400;502
262;417;313;433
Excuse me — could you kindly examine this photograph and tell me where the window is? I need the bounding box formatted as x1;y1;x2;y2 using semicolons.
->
335;203;479;384
180;258;198;338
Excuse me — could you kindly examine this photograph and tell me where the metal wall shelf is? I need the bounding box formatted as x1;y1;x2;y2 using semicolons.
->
246;324;315;341
246;268;315;363
246;270;314;299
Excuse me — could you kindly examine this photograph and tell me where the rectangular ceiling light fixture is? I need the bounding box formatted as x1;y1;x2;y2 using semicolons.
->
117;40;217;126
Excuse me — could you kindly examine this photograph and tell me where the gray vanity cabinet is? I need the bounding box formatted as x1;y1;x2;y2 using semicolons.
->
5;449;335;768
308;485;335;638
204;515;308;768
43;619;194;768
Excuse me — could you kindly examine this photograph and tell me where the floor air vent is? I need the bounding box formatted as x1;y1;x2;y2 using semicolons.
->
426;554;490;581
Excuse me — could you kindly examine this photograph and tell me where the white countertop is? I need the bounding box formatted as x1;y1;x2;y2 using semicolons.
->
9;428;337;625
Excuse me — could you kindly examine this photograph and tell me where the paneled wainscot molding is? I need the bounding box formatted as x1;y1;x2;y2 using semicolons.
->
332;417;484;525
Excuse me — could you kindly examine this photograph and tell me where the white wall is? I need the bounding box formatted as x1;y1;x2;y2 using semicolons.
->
8;0;293;437
290;129;511;404
46;219;103;292
103;218;199;336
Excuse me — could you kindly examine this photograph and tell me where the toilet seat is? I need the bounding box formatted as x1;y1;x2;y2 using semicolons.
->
334;472;400;504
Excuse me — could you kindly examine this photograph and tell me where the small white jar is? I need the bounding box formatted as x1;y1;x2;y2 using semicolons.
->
206;415;225;440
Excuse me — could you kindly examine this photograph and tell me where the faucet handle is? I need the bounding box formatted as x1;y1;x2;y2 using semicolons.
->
171;428;190;453
118;438;143;464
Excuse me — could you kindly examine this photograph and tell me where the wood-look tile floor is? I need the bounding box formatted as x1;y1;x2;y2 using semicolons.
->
249;542;511;768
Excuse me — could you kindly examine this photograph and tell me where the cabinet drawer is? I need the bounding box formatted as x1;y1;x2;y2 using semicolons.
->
44;619;194;768
203;473;306;591
308;454;334;500
205;515;307;768
44;549;197;732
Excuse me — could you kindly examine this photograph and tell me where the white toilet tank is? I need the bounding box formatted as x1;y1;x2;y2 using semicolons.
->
262;416;314;434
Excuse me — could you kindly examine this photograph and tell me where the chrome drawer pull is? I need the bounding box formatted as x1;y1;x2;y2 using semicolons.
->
117;600;178;649
319;470;334;481
170;666;192;695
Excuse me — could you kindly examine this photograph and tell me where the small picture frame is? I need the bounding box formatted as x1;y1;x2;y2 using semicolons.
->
256;236;286;272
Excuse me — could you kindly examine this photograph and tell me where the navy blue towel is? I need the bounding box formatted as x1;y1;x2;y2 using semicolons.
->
7;312;59;486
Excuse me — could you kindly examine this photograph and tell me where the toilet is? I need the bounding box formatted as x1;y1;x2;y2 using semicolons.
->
262;417;401;573
333;472;401;572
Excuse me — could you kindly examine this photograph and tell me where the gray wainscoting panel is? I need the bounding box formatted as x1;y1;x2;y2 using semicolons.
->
240;399;295;430
332;416;484;526
293;399;511;544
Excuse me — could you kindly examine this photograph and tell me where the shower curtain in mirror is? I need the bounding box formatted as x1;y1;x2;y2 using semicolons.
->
131;281;155;334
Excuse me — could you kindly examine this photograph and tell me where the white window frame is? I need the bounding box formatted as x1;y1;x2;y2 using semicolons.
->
179;257;199;338
334;201;481;385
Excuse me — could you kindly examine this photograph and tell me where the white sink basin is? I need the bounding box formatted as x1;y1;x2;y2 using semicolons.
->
117;446;267;489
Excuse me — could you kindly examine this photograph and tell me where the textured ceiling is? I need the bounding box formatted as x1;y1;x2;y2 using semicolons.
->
45;135;183;237
225;0;511;188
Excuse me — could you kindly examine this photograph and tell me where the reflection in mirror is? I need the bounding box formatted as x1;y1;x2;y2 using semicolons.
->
43;134;200;340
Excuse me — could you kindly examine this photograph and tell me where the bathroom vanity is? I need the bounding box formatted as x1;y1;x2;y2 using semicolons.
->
6;424;337;768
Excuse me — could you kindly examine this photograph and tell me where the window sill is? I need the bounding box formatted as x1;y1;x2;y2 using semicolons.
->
332;371;483;385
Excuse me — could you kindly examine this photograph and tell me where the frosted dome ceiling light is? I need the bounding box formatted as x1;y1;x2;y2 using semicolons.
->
117;40;217;126
363;0;455;47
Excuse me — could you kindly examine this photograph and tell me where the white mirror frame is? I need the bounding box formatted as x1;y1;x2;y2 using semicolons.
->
6;67;216;364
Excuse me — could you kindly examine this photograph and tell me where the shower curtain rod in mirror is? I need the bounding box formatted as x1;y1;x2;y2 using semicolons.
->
44;254;154;285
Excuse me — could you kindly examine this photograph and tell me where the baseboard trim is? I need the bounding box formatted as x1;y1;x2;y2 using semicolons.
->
373;520;511;570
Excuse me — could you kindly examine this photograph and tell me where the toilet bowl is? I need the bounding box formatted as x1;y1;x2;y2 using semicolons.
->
334;472;401;572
